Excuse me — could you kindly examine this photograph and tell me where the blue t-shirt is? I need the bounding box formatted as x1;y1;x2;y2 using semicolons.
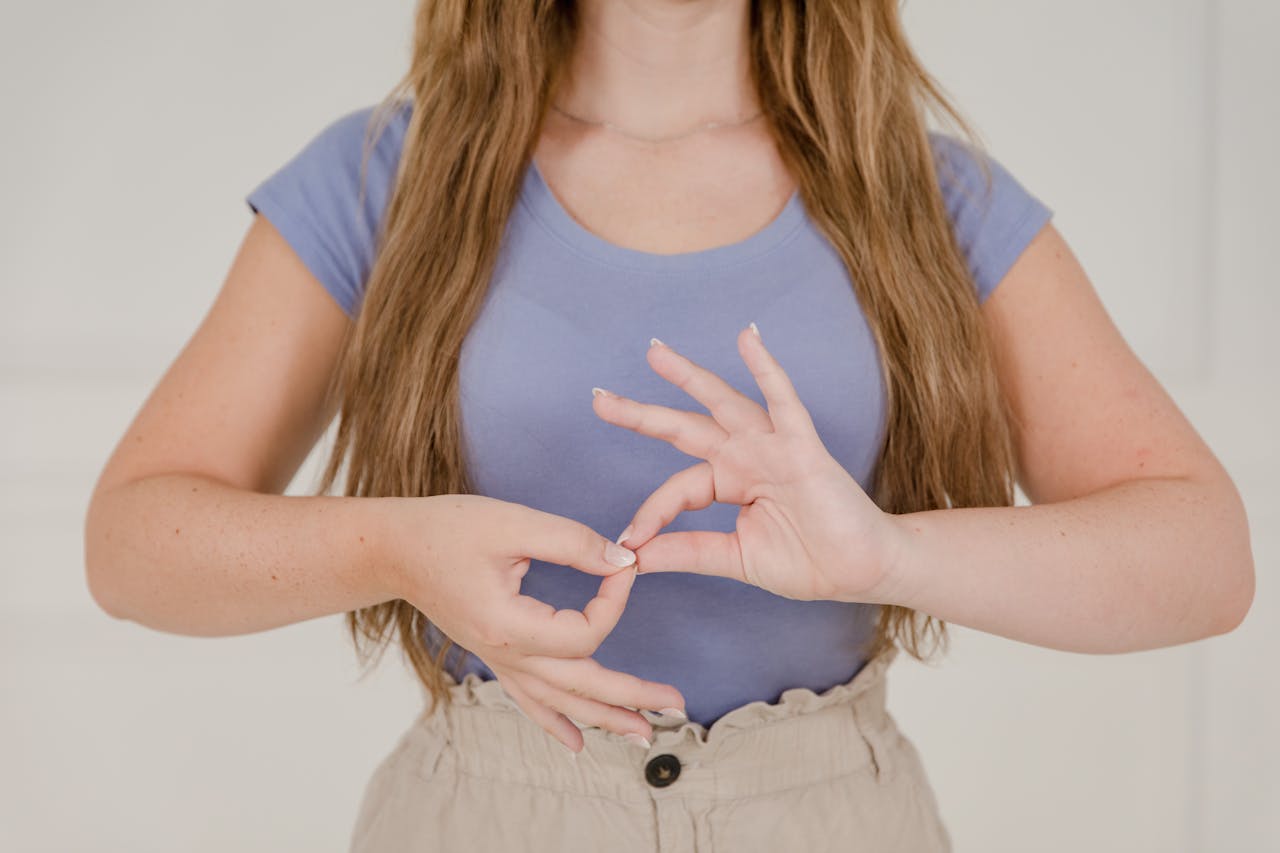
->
247;101;1053;726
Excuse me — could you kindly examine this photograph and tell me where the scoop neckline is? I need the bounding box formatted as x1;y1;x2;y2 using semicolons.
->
519;157;807;276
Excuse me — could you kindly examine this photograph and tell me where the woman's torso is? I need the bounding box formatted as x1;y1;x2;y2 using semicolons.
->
452;150;887;726
245;99;1053;726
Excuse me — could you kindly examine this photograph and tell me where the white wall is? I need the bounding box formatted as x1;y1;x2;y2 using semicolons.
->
2;1;1274;850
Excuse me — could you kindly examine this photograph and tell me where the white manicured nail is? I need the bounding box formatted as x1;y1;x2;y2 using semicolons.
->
658;707;687;721
591;386;615;398
623;733;652;750
605;541;637;568
650;337;665;348
616;524;634;546
748;321;760;338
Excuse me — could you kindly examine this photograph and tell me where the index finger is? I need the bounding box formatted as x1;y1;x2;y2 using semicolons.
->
509;504;639;577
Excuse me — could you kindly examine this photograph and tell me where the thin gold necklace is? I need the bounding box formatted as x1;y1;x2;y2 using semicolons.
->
549;102;765;144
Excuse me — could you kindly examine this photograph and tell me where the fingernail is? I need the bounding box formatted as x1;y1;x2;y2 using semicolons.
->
605;540;637;568
623;733;652;750
591;386;615;398
657;707;688;721
748;321;760;338
565;745;579;762
615;524;634;547
649;337;665;348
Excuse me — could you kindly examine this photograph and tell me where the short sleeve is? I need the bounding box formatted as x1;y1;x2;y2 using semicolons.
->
245;101;411;317
927;131;1054;304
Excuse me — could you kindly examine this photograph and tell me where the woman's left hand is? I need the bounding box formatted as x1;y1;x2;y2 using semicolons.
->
591;324;905;604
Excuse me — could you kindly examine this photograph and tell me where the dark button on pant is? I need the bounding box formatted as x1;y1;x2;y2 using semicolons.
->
644;753;682;788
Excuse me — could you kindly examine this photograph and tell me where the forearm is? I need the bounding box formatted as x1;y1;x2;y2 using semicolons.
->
84;473;404;636
876;474;1254;653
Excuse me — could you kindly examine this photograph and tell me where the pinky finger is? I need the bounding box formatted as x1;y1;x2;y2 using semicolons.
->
500;672;584;753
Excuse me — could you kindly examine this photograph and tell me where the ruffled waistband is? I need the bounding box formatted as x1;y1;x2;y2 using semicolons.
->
437;643;899;748
388;644;906;800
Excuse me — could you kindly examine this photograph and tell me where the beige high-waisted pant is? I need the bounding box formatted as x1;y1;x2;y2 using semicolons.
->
348;644;951;852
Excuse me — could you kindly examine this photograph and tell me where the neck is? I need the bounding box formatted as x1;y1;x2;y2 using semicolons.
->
557;0;758;136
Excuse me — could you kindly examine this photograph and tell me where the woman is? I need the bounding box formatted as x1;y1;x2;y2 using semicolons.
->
84;0;1255;850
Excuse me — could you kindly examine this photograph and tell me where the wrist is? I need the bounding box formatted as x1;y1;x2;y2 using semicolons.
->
860;510;926;607
359;495;415;602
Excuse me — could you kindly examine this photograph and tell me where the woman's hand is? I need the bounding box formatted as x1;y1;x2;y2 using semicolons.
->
381;493;686;753
591;324;905;604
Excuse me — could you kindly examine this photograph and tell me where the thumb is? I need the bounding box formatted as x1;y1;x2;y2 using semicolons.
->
510;504;638;576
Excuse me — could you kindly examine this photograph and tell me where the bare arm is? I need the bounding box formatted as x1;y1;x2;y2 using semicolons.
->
882;223;1255;652
85;210;686;747
84;214;398;635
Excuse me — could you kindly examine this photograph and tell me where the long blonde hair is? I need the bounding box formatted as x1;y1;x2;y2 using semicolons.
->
319;0;1011;710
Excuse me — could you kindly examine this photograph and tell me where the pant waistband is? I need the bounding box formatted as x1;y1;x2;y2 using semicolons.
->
397;645;902;802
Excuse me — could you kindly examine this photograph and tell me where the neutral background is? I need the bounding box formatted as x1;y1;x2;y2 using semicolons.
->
2;1;1275;850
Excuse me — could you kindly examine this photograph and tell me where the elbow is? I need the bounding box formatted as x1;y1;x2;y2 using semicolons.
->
83;491;133;623
1205;486;1257;638
1209;551;1255;638
84;553;129;623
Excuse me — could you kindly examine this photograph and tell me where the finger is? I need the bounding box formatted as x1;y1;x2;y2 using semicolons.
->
520;655;686;716
499;671;583;753
634;529;747;583
737;323;818;437
591;390;728;461
645;337;773;433
617;462;715;548
500;563;638;658
511;504;639;577
518;670;655;742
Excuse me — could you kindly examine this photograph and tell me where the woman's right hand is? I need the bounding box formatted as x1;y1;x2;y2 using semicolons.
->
380;493;686;753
